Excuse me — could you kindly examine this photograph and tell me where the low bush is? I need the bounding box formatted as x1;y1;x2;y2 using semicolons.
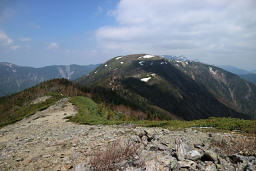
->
89;139;139;171
211;133;256;156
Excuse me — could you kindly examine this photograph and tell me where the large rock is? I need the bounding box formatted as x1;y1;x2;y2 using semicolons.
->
148;140;168;151
175;137;191;161
187;150;203;161
203;150;218;162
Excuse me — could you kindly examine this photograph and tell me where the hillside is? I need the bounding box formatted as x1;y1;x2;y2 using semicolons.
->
0;62;98;97
240;73;256;84
171;60;256;119
77;54;249;120
0;79;84;127
218;65;256;84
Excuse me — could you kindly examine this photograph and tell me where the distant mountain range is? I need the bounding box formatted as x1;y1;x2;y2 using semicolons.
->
77;54;256;120
0;62;98;97
1;54;256;121
218;65;256;84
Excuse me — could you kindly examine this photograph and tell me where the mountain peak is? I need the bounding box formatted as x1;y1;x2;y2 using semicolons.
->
77;54;253;120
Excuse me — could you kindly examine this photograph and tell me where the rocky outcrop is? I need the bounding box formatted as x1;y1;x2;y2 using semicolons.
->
0;99;255;170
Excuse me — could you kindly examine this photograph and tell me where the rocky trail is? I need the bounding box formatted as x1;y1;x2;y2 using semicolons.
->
0;98;255;170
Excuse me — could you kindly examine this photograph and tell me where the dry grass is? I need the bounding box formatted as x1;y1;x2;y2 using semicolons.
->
211;133;256;156
89;139;140;171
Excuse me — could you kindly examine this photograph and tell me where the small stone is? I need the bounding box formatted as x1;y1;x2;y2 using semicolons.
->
162;129;169;135
157;155;178;169
65;164;73;170
194;143;204;148
205;163;217;171
24;149;30;153
186;150;203;161
25;159;32;164
178;160;197;169
75;163;91;171
145;159;161;170
125;167;142;171
141;136;148;145
130;135;141;143
42;154;51;158
16;158;23;162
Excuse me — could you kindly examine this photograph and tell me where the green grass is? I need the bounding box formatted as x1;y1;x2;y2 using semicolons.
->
0;93;63;128
68;96;124;125
68;96;256;134
131;118;256;134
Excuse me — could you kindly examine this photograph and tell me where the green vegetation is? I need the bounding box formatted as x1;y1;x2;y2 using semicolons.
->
132;117;256;134
0;93;62;127
0;78;84;128
69;96;256;134
68;96;124;125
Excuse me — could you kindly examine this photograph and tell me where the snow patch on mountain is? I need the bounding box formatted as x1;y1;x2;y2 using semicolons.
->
6;63;14;68
139;61;145;66
209;67;217;75
138;55;155;59
143;55;154;59
160;61;168;65
116;56;122;60
141;77;151;82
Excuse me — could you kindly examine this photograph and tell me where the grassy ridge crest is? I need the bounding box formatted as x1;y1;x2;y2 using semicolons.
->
69;96;256;134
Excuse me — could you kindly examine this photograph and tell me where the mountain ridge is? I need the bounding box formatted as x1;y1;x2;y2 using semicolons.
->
0;62;98;97
77;54;252;120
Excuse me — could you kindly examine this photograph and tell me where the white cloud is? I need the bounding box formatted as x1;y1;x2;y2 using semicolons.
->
96;0;256;68
19;37;31;42
47;42;59;49
0;30;13;45
0;30;19;50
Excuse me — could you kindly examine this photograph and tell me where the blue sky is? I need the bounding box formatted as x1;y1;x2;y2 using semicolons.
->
0;0;255;70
